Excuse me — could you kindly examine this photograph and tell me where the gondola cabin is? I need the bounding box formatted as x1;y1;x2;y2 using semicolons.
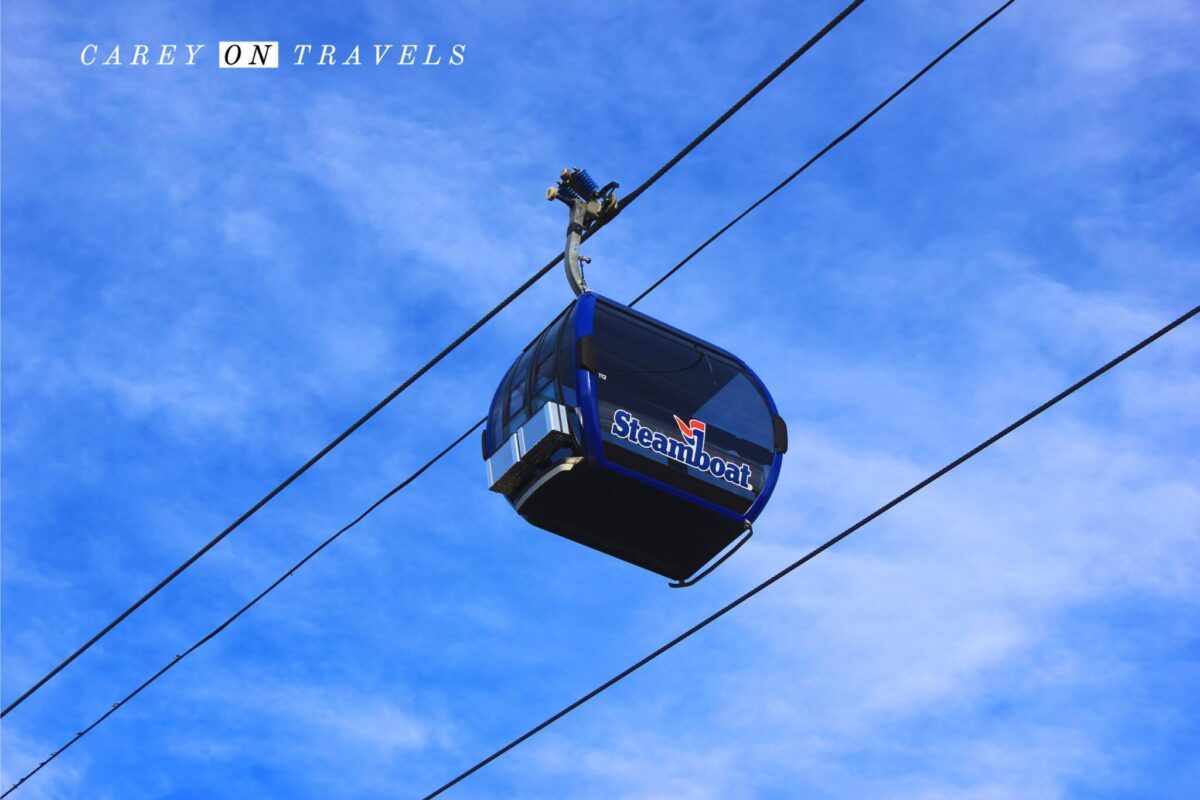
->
483;293;787;584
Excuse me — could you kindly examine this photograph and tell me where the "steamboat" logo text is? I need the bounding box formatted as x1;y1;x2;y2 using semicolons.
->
610;409;753;491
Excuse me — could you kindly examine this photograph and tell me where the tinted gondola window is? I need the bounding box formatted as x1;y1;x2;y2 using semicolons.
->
593;301;775;505
531;315;564;411
485;354;520;456
486;305;578;458
556;304;578;408
505;345;536;429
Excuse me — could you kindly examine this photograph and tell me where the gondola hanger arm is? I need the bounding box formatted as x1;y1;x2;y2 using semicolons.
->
546;167;618;296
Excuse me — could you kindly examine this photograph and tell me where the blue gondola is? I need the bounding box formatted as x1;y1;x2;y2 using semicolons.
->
482;169;787;586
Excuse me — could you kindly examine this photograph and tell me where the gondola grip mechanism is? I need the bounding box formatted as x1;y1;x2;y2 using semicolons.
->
547;167;619;296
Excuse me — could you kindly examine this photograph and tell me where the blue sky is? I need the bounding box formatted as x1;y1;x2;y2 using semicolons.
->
2;0;1198;797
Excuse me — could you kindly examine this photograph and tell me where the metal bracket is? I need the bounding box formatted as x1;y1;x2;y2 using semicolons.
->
668;521;754;589
546;168;619;296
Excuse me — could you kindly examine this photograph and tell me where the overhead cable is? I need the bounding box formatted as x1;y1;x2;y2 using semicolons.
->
5;3;1031;792
0;423;484;799
421;302;1198;798
0;0;865;720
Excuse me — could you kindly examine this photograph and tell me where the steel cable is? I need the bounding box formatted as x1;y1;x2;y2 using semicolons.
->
5;3;1036;793
421;301;1198;799
1;0;866;720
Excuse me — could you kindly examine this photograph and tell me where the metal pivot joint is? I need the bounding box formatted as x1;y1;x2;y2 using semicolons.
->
546;167;619;296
